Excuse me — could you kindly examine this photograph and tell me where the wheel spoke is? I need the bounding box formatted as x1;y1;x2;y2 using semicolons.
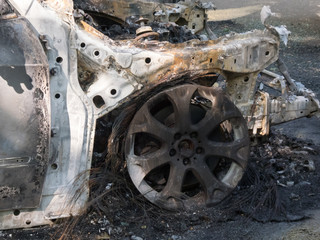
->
129;104;173;142
129;148;170;176
166;86;197;130
195;109;222;133
204;139;249;168
160;165;185;198
191;163;232;205
195;108;242;134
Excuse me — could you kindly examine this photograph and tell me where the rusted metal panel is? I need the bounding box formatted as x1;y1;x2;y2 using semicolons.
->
0;17;50;210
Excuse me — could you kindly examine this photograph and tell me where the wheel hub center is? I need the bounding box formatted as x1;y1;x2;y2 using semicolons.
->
178;139;194;158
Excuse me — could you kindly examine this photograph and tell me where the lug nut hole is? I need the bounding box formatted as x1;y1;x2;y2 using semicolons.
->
169;149;176;156
196;147;203;154
183;158;190;165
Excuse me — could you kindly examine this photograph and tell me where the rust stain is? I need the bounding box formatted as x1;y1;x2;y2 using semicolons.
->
80;21;105;39
0;186;20;199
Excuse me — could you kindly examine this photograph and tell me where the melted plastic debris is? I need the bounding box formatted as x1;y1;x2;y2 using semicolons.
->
273;25;291;46
260;5;276;25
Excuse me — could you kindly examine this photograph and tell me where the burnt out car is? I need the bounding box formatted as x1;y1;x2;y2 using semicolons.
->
0;0;319;230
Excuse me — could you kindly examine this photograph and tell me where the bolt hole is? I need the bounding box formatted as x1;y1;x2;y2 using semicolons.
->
80;42;86;48
210;58;213;63
244;77;249;82
300;111;303;114
51;163;58;170
51;129;56;138
238;95;242;100
197;14;200;18
13;210;20;216
94;50;100;57
93;95;105;108
110;89;117;95
26;220;31;225
145;57;151;64
234;59;237;64
265;51;270;56
56;57;63;63
54;93;61;99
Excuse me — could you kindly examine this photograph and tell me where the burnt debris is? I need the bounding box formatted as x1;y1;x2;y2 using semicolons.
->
98;21;199;43
75;9;199;43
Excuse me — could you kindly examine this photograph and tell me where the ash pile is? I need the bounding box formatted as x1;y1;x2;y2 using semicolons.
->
81;131;320;239
90;122;320;221
218;131;320;222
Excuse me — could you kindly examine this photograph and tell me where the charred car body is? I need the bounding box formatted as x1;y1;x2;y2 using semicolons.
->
0;0;319;230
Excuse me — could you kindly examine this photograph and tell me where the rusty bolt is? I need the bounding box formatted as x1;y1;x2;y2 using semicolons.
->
135;16;149;26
